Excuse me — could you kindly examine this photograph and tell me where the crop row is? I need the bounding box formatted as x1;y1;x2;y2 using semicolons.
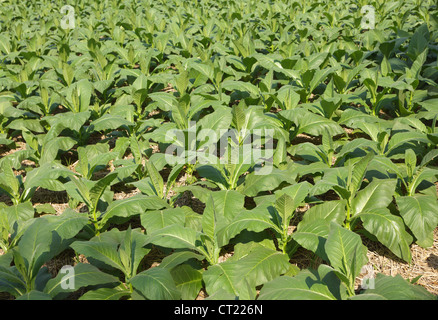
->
0;0;437;300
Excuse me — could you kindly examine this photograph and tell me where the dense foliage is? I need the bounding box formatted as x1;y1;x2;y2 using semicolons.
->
0;0;437;300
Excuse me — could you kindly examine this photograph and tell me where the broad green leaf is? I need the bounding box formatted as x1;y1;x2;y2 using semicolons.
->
258;264;348;300
14;218;54;280
159;251;205;270
145;160;164;197
397;195;438;248
40;137;76;164
170;264;203;300
44;263;119;299
148;92;178;112
16;290;52;300
87;114;133;132
209;190;245;225
71;239;124;271
45;209;88;240
357;208;413;262
0;266;27;297
280;109;344;137
325;222;368;287
237;168;297;197
360;274;435;300
292;219;330;261
234;247;290;288
217;206;281;246
89;172;118;211
147;224;200;251
79;284;131;300
202;261;254;300
300;200;346;226
131;267;181;300
102;195;169;226
275;193;294;230
141;207;186;234
3;202;34;231
222;80;259;98
351;179;397;216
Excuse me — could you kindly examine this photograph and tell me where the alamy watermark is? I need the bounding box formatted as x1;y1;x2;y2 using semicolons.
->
60;5;75;30
360;265;375;290
361;5;375;30
60;265;75;290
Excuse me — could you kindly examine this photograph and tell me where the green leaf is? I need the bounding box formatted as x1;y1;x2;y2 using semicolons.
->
217;206;281;246
405;149;417;179
89;172;118;211
24;163;74;192
300;200;346;226
79;284;131;300
237;168;297;197
325;222;368;288
0;159;19;198
292;219;330;261
350;152;374;197
357;208;413;262
397;195;438;248
102;195;169;227
222;80;259;98
351;179;397;216
147;224;200;251
44;263;120;299
141;207;186;234
275;181;311;209
280;109;343;137
170;264;203;300
40;137;76;164
145;160;164;198
46;209;88;240
275;193;294;230
87;114;133;133
16;290;52;300
70;240;124;272
14;218;54;281
234;247;290;287
202;261;255;300
209;190;245;226
131;267;181;300
3;202;34;232
360;274;435;300
148;92;178;112
0;266;27;297
202;195;218;245
159;251;205;270
258;264;348;300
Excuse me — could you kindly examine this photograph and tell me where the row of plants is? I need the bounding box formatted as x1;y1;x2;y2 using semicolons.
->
0;0;437;300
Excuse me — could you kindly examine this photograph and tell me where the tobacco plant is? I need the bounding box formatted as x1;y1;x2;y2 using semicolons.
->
0;0;437;301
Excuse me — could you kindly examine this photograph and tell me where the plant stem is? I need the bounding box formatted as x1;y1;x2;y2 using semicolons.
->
92;209;100;235
0;241;8;253
345;204;351;230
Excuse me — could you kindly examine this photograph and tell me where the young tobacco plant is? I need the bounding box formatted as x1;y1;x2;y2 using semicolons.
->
65;172;118;235
70;226;164;300
309;151;416;262
371;149;438;248
0;210;102;299
146;194;232;266
217;182;311;256
0;159;73;205
65;170;169;235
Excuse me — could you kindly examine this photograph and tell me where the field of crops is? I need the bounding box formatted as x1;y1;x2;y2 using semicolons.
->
0;0;437;301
